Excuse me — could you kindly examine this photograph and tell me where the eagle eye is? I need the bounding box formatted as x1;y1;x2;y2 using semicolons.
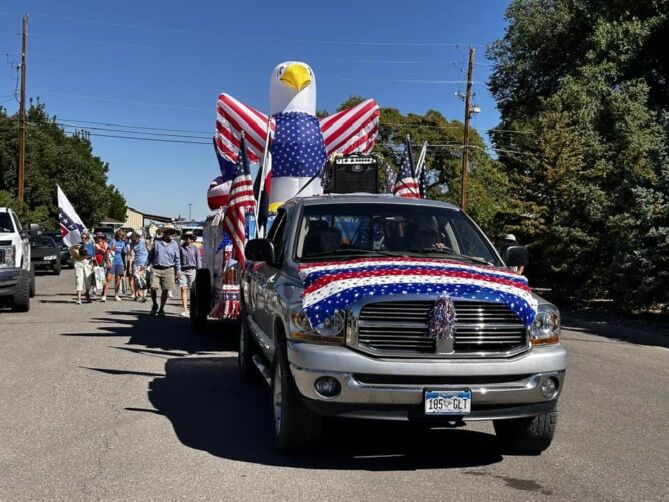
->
278;65;286;77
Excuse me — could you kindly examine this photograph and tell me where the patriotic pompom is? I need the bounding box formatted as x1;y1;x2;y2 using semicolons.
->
207;176;230;210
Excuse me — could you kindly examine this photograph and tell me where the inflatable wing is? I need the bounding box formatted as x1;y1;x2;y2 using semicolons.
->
319;99;380;156
215;93;275;163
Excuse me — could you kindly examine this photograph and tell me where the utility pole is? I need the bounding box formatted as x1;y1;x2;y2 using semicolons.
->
188;203;192;220
459;47;474;211
17;15;28;203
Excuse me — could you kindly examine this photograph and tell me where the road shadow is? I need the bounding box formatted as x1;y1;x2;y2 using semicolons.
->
137;356;504;470
563;315;669;349
61;311;238;354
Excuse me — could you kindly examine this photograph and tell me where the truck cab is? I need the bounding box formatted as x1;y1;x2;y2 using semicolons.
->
239;195;566;453
0;207;35;311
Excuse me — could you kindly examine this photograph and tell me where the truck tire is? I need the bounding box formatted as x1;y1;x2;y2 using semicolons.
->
190;268;211;332
238;316;258;382
29;268;35;298
493;410;557;453
53;260;61;275
11;269;30;312
272;336;322;453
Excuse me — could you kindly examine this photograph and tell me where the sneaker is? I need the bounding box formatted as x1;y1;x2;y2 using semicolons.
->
140;297;148;303
157;309;166;317
150;305;159;316
100;296;107;303
76;299;82;305
167;290;174;298
179;310;189;318
115;296;122;302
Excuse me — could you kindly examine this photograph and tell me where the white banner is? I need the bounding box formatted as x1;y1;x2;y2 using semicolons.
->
57;185;87;247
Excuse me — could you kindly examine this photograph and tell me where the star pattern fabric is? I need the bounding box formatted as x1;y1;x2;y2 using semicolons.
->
271;111;327;178
298;257;538;327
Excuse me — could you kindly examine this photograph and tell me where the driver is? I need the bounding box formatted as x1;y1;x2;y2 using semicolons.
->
319;227;342;254
412;221;442;249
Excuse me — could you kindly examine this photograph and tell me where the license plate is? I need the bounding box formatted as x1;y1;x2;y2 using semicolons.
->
424;390;471;415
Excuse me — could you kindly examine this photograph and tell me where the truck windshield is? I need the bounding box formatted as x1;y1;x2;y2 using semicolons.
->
0;213;14;233
295;204;501;265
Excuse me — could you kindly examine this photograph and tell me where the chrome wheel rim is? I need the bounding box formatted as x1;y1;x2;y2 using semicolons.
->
273;361;282;436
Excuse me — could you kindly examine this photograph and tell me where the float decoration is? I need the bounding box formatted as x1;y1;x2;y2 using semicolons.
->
297;257;538;329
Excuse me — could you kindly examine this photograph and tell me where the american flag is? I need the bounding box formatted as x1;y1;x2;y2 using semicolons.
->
298;257;538;329
57;185;87;247
393;144;420;198
222;135;255;266
215;93;379;166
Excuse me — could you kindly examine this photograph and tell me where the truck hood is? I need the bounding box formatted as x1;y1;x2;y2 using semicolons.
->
297;256;539;328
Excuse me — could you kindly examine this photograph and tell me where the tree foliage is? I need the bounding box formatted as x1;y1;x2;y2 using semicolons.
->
333;96;510;235
488;0;669;309
0;102;126;229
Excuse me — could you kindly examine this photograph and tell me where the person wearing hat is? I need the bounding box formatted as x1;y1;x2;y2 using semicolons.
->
128;231;149;302
498;233;525;274
178;232;202;317
147;224;181;316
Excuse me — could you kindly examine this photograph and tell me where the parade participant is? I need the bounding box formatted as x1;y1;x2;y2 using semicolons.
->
128;232;149;302
103;229;127;302
148;225;180;316
93;232;108;266
70;244;92;304
178;233;202;317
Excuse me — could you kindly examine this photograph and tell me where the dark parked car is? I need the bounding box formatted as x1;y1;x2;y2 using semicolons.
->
42;232;74;268
30;235;61;275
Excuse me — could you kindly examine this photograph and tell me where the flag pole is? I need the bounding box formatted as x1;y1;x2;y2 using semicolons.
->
415;141;428;178
253;118;272;238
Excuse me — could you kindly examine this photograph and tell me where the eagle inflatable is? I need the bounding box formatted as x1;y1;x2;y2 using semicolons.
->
213;61;380;206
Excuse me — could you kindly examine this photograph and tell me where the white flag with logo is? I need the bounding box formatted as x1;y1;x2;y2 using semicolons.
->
57;185;87;247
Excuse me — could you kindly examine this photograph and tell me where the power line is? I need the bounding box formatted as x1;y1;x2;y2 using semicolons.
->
32;13;488;48
29;52;481;85
28;33;495;66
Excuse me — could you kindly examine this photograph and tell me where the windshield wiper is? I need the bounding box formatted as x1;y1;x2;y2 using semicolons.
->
407;248;494;266
304;248;400;259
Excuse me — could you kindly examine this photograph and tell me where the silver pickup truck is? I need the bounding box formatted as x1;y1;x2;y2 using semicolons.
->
240;195;566;453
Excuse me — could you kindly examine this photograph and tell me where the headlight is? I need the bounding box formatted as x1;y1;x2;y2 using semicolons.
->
289;309;345;345
314;311;345;337
529;304;561;346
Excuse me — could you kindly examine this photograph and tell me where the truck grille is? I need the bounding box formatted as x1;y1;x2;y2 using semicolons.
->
356;300;528;357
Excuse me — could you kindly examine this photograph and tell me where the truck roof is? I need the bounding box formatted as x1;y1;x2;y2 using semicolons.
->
294;193;461;211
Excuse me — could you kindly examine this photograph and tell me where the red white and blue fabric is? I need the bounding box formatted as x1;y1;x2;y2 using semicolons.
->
57;185;87;247
215;93;379;169
271;112;327;177
222;136;255;266
393;146;420;198
298;257;538;328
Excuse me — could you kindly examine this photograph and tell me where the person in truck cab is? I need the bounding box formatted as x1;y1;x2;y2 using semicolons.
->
319;227;343;254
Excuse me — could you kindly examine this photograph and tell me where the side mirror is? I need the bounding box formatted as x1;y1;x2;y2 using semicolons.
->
245;238;276;264
504;245;529;268
29;224;41;238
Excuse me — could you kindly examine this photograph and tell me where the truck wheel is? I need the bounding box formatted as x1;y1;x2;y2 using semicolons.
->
11;270;30;312
53;260;61;275
272;337;321;453
190;268;211;332
493;410;557;453
29;268;35;298
238;316;258;382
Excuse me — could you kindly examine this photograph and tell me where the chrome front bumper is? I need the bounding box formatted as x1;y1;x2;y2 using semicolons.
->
288;341;567;421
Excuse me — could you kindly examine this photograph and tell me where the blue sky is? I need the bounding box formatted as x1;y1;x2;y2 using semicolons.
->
0;0;510;220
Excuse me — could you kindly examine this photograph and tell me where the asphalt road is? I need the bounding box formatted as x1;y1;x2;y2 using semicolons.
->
1;270;667;501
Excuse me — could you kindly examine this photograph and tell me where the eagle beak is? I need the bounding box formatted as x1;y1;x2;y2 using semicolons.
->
280;64;311;92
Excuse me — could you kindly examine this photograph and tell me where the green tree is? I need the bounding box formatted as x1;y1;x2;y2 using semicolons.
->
488;0;669;309
0;102;127;229
330;96;510;235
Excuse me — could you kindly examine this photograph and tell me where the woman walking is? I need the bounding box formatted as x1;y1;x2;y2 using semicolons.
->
70;243;92;304
102;229;127;302
128;232;149;302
